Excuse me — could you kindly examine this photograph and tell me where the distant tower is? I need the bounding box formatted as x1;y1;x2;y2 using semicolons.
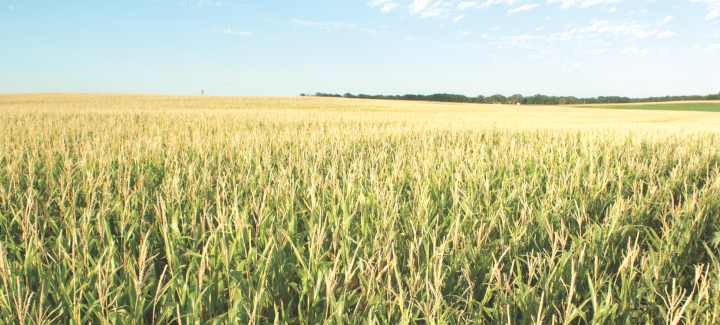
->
202;89;204;96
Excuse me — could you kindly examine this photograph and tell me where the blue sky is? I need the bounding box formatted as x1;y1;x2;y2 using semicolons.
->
1;0;719;98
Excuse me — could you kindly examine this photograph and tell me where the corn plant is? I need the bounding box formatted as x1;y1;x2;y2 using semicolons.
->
1;93;720;324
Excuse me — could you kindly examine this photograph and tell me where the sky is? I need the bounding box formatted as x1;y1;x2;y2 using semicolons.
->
1;0;719;98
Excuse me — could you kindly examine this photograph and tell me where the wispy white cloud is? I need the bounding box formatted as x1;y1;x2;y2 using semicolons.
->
409;0;432;14
657;31;677;38
415;1;458;18
8;6;13;10
658;16;673;25
686;44;720;53
684;45;703;54
501;34;546;42
213;28;252;35
368;0;400;12
586;48;608;53
619;47;637;54
369;0;539;20
486;15;686;60
548;0;621;9
481;0;524;7
198;0;229;6
580;20;659;39
382;3;400;11
453;14;467;22
292;19;357;30
690;0;720;19
562;61;583;71
509;4;539;14
458;1;478;10
370;0;534;19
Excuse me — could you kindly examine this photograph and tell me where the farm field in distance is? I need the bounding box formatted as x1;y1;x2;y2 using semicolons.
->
2;93;720;324
571;100;720;112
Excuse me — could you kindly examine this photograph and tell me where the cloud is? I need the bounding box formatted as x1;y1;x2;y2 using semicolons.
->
547;0;575;9
8;6;13;10
213;28;252;35
368;0;458;18
690;0;720;19
562;62;583;70
708;44;720;52
292;19;357;30
619;47;637;54
481;0;524;8
381;3;400;11
502;34;545;42
368;0;400;12
417;1;458;18
658;16;673;25
657;31;677;38
509;4;539;13
458;1;478;10
684;45;702;53
609;7;617;12
409;0;432;14
491;16;683;57
482;0;525;7
580;20;659;39
586;48;608;53
197;0;230;5
549;0;622;9
369;0;535;20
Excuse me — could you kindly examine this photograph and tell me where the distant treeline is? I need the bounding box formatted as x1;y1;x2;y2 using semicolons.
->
302;92;720;105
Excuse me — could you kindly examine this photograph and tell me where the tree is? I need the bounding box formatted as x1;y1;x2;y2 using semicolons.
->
487;94;507;104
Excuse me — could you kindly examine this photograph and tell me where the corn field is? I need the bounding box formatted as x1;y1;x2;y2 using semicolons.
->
2;93;720;324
